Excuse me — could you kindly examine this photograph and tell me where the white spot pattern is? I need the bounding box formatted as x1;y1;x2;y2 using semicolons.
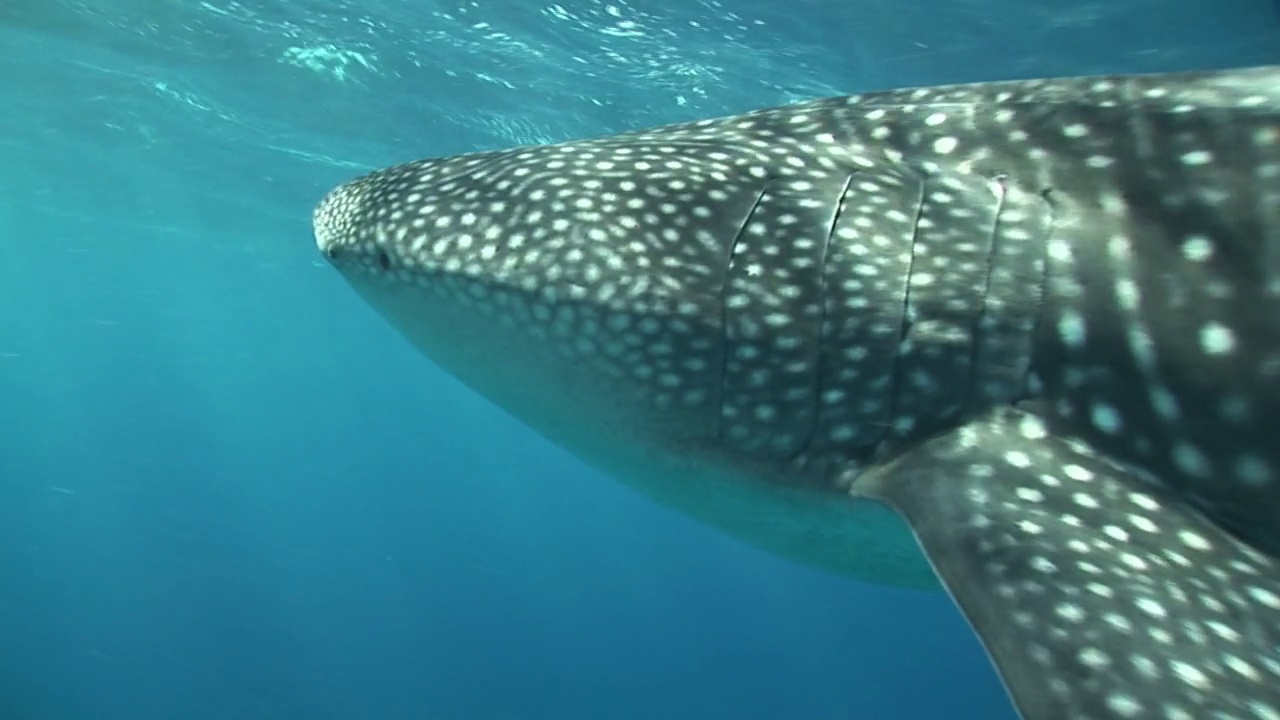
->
1019;64;1280;564
868;408;1280;720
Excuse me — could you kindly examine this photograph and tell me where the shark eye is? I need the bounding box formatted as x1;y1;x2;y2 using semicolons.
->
324;246;340;261
377;250;391;271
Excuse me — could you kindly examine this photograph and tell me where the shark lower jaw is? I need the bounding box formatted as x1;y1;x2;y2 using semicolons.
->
343;274;711;450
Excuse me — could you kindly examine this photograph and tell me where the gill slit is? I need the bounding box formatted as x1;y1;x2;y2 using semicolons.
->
716;182;771;445
963;174;1009;413
1023;188;1057;398
874;174;928;460
792;172;856;462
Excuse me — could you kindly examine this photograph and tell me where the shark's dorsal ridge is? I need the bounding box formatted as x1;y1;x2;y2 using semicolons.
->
313;65;1280;718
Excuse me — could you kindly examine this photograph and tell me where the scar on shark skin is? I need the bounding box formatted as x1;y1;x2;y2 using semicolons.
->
314;65;1280;720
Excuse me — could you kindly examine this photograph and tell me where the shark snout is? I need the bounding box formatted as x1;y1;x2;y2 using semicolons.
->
312;195;340;260
312;183;362;262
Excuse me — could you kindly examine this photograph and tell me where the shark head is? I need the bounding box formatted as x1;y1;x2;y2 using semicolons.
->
312;115;964;588
313;140;749;470
316;66;1280;720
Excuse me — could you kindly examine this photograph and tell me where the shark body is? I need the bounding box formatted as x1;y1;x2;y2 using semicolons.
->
313;65;1280;719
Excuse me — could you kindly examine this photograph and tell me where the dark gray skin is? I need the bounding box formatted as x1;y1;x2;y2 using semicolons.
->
314;65;1280;720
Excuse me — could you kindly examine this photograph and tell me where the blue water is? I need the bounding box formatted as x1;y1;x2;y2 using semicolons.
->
2;1;1278;718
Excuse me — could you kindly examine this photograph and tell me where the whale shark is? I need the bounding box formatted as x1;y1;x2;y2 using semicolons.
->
313;65;1280;719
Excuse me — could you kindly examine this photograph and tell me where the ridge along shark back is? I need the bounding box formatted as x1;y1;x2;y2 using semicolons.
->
313;65;1280;720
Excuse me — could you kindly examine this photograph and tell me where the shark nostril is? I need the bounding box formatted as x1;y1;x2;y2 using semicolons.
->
377;250;391;271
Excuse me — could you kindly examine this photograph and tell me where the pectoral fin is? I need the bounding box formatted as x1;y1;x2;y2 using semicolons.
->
852;407;1280;720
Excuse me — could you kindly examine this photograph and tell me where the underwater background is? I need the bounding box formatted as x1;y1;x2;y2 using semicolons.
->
2;0;1278;718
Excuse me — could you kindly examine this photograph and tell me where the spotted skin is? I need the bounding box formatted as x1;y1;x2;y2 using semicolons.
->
314;66;1280;719
855;407;1280;720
